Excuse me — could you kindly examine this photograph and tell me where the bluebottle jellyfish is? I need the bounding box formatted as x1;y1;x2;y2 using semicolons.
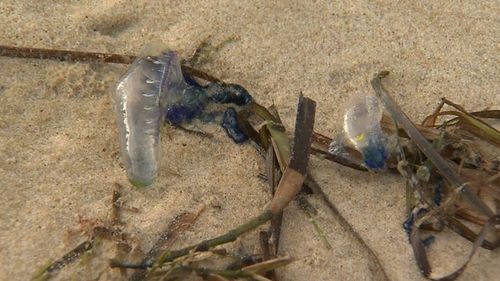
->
113;49;252;187
331;93;389;170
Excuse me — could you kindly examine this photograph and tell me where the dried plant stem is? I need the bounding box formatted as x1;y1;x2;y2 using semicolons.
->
0;45;136;64
156;210;273;267
163;256;292;281
0;44;222;83
371;71;494;218
109;210;274;271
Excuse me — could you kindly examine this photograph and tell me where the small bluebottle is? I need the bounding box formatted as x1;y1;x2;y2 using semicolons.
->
334;93;389;170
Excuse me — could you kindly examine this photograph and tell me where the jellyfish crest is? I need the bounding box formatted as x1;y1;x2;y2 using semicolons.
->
156;51;188;108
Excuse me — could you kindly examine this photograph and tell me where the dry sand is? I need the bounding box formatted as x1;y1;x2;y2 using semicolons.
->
0;1;499;280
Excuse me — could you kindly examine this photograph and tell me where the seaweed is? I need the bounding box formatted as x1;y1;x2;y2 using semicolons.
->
423;98;500;146
372;71;494;218
371;71;499;280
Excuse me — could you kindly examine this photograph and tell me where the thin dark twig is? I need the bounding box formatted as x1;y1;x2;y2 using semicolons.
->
173;125;214;139
0;45;136;64
0;45;222;83
259;231;278;280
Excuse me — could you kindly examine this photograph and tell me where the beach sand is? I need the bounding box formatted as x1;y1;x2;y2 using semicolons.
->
0;1;499;280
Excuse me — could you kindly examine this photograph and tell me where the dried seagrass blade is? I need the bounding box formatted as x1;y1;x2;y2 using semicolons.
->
265;144;284;257
248;102;281;123
468;110;500;120
237;110;267;149
436;107;500;147
245;101;290;172
270;95;316;214
443;216;497;250
371;71;494;218
381;114;444;141
288;95;316;175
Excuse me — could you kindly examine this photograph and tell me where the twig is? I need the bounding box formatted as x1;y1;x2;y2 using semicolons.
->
173;125;214;139
0;45;135;64
0;45;222;83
